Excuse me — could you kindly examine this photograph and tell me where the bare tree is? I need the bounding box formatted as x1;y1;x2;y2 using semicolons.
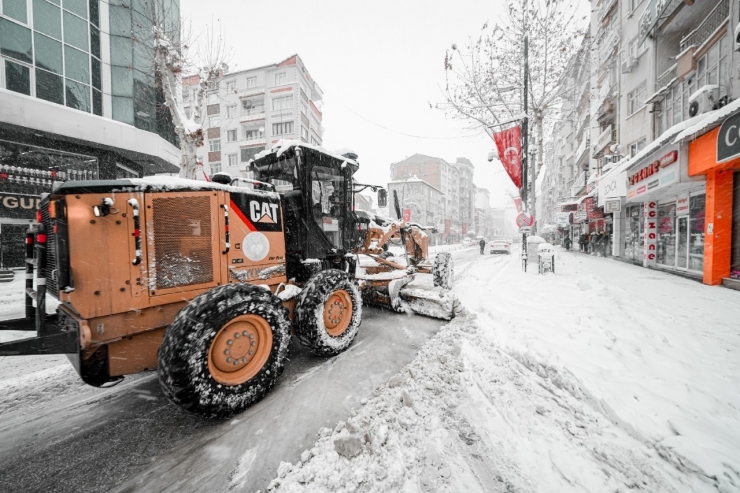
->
443;0;587;226
137;1;231;179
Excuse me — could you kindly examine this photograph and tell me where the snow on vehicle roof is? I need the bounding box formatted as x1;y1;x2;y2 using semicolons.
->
113;176;280;199
251;139;359;170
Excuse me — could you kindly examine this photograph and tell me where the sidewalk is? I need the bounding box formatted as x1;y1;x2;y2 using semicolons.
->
461;249;740;488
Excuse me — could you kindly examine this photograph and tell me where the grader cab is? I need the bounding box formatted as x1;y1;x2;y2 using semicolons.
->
0;141;455;418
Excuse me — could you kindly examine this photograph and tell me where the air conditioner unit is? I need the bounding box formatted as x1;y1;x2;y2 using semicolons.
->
688;85;719;117
621;58;633;74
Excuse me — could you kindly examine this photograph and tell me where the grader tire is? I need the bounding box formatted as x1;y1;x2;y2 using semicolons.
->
433;252;454;290
295;269;362;357
158;284;290;419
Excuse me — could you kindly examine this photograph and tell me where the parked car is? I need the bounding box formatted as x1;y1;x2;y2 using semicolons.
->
490;240;511;254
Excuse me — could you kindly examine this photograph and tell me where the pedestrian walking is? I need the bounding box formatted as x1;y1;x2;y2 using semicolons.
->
479;237;486;255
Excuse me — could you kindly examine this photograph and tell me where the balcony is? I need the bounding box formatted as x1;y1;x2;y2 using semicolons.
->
598;0;617;22
571;171;586;197
680;0;729;52
239;109;265;123
656;65;677;93
239;137;266;147
592;125;613;156
238;87;265;99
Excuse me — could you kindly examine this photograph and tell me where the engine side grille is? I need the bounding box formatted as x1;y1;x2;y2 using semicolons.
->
150;196;213;290
39;205;59;299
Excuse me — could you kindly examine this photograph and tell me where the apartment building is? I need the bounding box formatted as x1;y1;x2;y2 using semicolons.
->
387;177;445;243
183;54;324;178
0;0;181;267
544;0;740;287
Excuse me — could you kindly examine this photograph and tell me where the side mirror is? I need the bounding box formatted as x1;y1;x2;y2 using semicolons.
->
377;189;387;208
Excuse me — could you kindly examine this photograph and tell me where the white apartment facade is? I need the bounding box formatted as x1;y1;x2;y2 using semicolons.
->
183;54;324;178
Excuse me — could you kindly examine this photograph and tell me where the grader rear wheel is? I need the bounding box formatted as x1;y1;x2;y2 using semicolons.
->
295;269;362;356
158;284;290;419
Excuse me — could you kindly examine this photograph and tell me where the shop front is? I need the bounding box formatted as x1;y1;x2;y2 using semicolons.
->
687;110;740;287
625;143;706;274
598;163;627;257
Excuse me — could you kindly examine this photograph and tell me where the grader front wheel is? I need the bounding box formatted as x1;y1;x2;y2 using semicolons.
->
295;270;362;356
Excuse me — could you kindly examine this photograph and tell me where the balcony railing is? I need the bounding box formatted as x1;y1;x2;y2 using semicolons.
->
238;87;265;99
240;137;266;147
656;65;676;92
571;171;586;197
595;125;613;151
598;0;617;22
239;109;265;122
680;0;729;51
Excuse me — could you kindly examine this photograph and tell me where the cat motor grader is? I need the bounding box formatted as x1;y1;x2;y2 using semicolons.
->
0;141;455;418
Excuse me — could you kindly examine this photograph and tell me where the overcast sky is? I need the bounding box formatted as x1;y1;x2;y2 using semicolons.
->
181;0;588;209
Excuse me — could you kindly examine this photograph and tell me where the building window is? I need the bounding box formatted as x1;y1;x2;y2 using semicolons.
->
628;36;646;59
629;137;646;157
243;128;264;140
696;35;729;92
226;104;236;118
184;106;191;119
226;129;237;142
207;93;218;105
208;115;221;128
274;71;286;86
301;126;309;141
210;162;221;174
228;153;238;167
209;139;221;152
628;81;647;115
246;76;257;88
225;80;235;93
272;121;294;135
272;95;293;111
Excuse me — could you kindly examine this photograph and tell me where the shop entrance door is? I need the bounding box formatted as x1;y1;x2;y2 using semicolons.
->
676;216;689;269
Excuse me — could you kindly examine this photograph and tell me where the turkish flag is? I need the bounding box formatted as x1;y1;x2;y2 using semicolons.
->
492;126;522;189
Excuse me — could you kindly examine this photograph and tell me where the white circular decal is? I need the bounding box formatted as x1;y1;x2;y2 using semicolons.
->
242;232;270;262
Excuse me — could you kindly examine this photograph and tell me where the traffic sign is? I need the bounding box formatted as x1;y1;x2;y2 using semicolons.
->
518;226;531;233
515;212;534;227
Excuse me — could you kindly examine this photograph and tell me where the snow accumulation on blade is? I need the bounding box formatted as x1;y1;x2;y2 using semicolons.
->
267;249;739;492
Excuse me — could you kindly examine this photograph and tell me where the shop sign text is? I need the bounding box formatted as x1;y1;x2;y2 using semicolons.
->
717;111;740;162
643;201;657;267
0;193;41;220
676;193;690;216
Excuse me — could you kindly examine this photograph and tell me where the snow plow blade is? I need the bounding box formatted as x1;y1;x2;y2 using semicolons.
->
360;277;458;321
399;287;458;321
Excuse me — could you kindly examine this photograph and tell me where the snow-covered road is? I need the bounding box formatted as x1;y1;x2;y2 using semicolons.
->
271;248;739;493
2;246;738;492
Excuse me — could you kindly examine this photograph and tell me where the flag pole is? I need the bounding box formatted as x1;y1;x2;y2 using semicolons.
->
521;0;529;271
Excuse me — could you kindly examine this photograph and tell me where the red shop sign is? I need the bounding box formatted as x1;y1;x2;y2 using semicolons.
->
629;150;677;187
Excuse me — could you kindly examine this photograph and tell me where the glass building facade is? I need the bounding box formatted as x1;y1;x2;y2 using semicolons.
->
0;0;178;145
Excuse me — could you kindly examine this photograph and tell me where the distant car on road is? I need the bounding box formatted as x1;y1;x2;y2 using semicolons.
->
490;240;511;254
462;238;473;247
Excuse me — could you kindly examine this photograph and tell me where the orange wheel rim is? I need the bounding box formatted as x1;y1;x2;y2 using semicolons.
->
207;314;273;386
323;289;353;337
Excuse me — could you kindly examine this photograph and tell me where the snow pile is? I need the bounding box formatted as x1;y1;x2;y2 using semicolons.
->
268;312;708;492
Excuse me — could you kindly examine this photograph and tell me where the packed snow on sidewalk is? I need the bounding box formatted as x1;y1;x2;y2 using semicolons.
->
267;250;739;492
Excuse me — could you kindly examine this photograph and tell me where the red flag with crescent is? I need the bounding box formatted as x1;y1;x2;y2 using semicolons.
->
492;126;522;189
